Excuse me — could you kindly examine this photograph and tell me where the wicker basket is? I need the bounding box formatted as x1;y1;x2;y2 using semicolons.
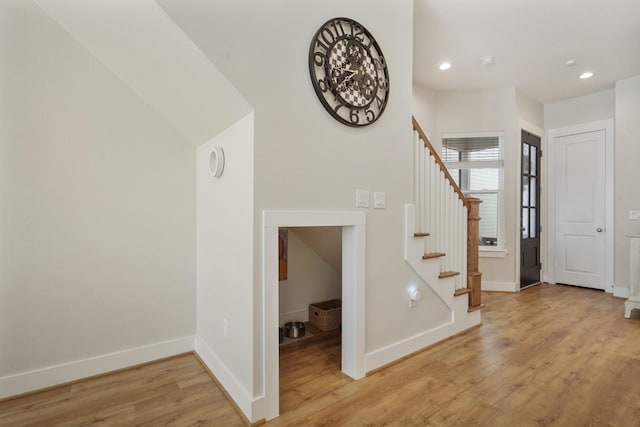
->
309;299;342;331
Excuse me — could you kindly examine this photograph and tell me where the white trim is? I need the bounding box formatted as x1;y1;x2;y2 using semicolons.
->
605;122;615;293
0;336;194;400
365;321;455;371
194;336;256;420
479;248;508;258
614;286;629;299
483;281;518;292
263;210;365;228
365;309;481;372
262;210;366;421
445;160;504;169
546;119;614;292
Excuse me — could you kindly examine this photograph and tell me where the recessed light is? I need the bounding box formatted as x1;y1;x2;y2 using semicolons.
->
439;62;451;71
565;59;576;67
579;71;594;79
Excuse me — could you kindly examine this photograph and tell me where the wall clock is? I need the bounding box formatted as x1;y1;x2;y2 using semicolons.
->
309;17;389;127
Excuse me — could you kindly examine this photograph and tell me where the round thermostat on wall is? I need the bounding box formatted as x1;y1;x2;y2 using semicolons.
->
209;146;225;177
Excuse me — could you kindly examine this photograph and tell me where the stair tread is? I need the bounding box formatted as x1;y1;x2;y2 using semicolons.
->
453;287;473;296
422;252;446;259
439;271;461;279
414;232;430;237
468;304;485;312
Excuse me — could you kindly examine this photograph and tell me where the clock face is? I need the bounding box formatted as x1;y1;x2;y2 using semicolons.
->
309;18;389;127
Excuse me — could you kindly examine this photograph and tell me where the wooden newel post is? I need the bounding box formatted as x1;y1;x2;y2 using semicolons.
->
466;197;483;311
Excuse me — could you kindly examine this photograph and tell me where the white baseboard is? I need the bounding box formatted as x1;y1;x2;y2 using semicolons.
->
365;320;456;373
0;336;194;400
279;308;308;326
614;286;630;298
483;281;517;292
194;336;258;422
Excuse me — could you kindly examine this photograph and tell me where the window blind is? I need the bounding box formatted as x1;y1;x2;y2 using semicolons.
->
441;137;501;162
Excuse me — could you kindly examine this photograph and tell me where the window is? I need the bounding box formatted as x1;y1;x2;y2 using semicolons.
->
442;132;504;249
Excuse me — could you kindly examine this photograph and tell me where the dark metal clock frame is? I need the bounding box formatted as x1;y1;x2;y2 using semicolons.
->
308;17;390;127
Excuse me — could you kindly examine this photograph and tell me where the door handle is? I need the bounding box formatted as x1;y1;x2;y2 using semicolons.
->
596;228;603;232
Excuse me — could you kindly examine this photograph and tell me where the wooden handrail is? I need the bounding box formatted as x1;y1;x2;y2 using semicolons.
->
412;116;469;209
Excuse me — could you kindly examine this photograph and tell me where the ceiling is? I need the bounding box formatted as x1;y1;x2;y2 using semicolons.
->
413;0;640;104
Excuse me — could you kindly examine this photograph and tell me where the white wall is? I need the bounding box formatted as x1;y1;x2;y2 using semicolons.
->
0;0;195;395
34;0;252;146
614;76;640;293
517;90;544;129
412;83;438;140
195;113;255;412
279;229;342;325
159;0;452;412
293;226;342;273
544;89;615;130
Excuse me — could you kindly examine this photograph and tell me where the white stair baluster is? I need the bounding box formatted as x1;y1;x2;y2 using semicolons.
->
422;149;429;233
439;171;446;270
428;157;436;253
423;149;431;256
413;131;421;232
454;199;461;288
444;183;451;273
435;168;442;255
419;136;426;233
462;206;468;289
458;203;463;288
447;190;456;271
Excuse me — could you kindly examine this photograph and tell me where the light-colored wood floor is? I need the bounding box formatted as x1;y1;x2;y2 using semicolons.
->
2;283;639;426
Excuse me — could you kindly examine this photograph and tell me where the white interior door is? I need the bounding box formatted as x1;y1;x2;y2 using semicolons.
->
554;130;605;289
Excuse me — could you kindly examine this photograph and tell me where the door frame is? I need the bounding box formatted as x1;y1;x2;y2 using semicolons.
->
546;119;614;292
520;129;542;288
262;210;366;420
516;120;545;290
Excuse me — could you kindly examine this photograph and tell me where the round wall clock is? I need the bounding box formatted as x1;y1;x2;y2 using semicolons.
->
309;17;389;127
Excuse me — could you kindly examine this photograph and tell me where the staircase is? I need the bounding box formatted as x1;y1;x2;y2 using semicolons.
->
405;117;483;330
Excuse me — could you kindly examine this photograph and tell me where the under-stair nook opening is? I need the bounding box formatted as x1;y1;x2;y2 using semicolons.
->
278;226;343;417
263;211;365;420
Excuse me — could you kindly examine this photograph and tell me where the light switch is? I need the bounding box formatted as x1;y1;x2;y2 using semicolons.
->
630;210;640;220
374;192;386;209
356;189;369;208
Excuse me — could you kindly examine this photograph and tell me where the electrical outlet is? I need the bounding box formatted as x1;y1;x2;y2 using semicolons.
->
630;210;640;220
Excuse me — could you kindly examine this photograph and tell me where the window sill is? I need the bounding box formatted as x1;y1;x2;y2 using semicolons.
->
479;247;508;258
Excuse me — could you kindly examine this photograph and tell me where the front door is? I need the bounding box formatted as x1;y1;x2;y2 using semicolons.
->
554;130;606;290
521;130;541;288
